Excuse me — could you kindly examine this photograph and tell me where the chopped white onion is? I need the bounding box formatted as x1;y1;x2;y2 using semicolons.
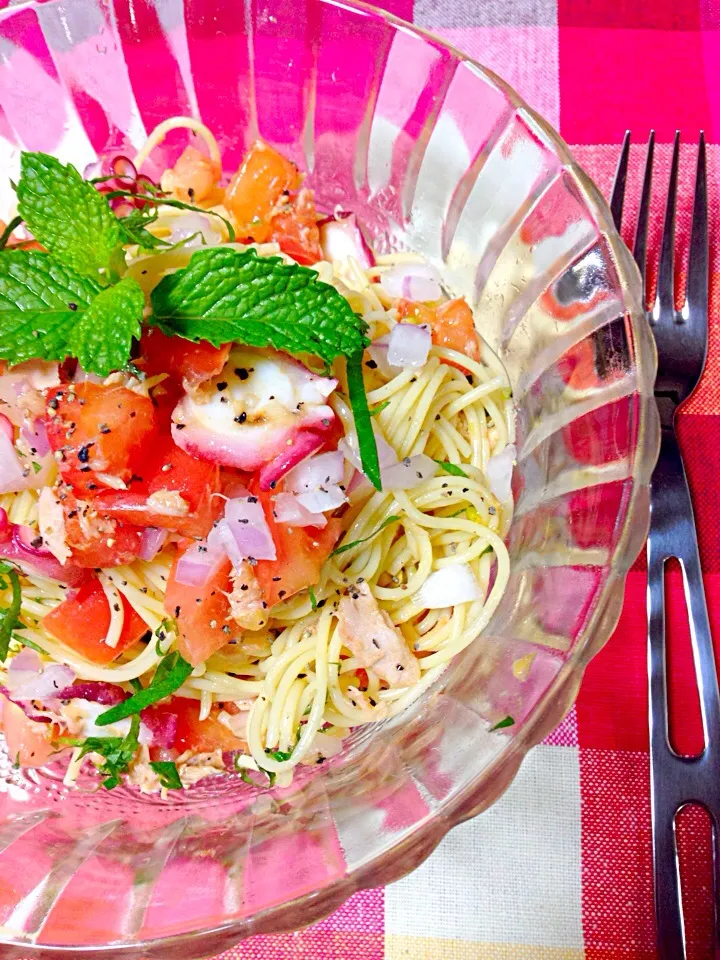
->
225;497;276;561
367;337;400;379
272;492;327;528
486;443;516;501
387;323;431;369
284;450;346;514
0;430;27;494
319;214;374;268
417;563;484;609
174;540;225;587
381;263;443;302
381;454;438;490
168;212;221;248
37;487;71;564
207;518;246;569
20;418;50;457
339;429;397;475
8;652;75;701
138;527;167;562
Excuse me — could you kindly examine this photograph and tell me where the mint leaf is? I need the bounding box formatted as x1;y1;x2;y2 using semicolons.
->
346;350;381;489
151;247;369;365
16;153;120;276
0;251;101;365
95;651;192;725
0;252;142;376
150;760;183;789
71;276;144;377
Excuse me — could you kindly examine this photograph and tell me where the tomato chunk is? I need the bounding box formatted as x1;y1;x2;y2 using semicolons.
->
44;382;156;494
139;327;231;388
269;188;322;265
61;490;145;568
249;480;342;608
95;434;222;539
144;697;244;758
224;140;301;242
164;547;233;667
162;145;221;205
429;298;480;369
43;578;150;664
0;694;57;767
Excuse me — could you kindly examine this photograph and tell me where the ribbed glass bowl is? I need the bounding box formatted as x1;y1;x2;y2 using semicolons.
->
0;0;658;955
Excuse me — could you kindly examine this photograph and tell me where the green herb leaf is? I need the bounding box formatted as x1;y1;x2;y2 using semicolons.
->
118;209;168;250
489;715;515;732
16;152;120;276
31;461;42;474
346;350;381;490
308;585;318;612
369;400;390;417
150;760;183;789
331;514;401;557
0;566;22;662
95;651;193;725
266;749;293;762
68;713;140;789
15;635;46;655
0;216;22;252
151;247;369;365
107;190;235;243
71;276;144;377
0;251;103;367
433;460;469;478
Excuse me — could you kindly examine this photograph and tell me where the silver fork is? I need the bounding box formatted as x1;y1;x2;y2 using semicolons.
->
611;132;719;959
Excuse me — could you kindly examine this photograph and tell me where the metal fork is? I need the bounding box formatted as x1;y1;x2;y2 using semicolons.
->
611;132;719;959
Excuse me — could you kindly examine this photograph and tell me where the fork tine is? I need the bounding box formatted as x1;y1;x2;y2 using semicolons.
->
610;131;631;231
656;131;681;317
634;131;655;308
685;132;708;316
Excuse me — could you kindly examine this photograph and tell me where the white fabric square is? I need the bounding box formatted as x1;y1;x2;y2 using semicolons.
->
383;745;584;950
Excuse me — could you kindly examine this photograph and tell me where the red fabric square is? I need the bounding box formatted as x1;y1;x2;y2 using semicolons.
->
559;28;712;144
558;0;701;31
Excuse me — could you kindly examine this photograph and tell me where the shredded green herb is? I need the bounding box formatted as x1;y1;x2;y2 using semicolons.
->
331;515;401;557
308;585;318;612
95;651;192;725
150;760;183;789
369;400;390;417
433;460;469;478
62;714;140;789
489;715;515;732
0;563;23;662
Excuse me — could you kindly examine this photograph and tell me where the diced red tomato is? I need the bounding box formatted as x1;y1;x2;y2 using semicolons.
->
43;577;150;664
162;145;222;205
164;547;233;667
145;697;244;758
397;297;480;373
224;140;301;242
44;382;156;494
0;694;58;767
248;479;342;608
269;188;322;265
139;327;231;387
94;434;222;539
61;490;145;568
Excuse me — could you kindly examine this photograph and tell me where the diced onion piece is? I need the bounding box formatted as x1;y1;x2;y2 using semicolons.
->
207;517;245;569
37;487;70;564
175;539;225;587
339;429;397;475
225;497;276;561
138;527;167;562
381;263;443;302
367;337;399;379
272;492;328;528
486;443;516;501
387;323;431;369
8;652;76;702
284;450;346;514
20;418;50;457
168;212;221;248
418;563;483;609
381;454;438;490
0;429;27;494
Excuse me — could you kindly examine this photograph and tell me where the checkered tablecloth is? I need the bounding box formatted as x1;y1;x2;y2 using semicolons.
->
204;1;718;958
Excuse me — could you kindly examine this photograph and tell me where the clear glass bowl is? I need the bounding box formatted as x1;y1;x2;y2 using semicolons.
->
0;0;658;954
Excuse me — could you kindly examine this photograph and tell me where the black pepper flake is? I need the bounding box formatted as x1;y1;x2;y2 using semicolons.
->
216;381;228;391
365;359;378;369
79;465;91;473
176;423;186;430
262;601;267;609
130;411;136;418
99;423;111;434
234;412;247;424
372;638;380;648
86;482;97;490
272;576;281;582
269;481;276;490
235;367;249;381
248;496;258;503
174;605;181;617
68;302;78;311
48;397;59;411
278;590;286;598
113;603;120;612
240;584;249;591
317;599;326;608
67;509;78;519
188;187;195;200
77;442;93;463
396;664;404;671
30;535;44;548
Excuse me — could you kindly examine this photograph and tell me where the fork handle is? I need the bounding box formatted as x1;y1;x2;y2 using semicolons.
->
647;428;720;960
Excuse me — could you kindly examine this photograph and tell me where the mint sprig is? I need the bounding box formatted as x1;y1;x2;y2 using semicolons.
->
17;153;120;276
0;252;141;376
151;247;368;365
